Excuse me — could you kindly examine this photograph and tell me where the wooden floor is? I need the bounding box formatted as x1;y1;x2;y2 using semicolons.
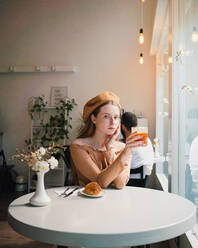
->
0;191;169;248
0;191;56;248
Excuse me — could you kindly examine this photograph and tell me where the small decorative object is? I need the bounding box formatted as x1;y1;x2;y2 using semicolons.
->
50;87;68;107
175;50;183;62
161;98;169;104
11;145;62;206
153;137;160;158
181;84;193;94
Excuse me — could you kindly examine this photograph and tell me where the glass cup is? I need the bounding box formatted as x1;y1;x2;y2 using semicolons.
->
131;126;148;145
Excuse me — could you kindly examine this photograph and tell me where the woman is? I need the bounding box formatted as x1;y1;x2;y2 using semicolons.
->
70;92;144;189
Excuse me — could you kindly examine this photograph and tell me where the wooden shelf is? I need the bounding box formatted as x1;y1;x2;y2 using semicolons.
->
0;65;77;73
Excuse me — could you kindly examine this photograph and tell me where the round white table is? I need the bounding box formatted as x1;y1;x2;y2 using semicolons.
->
8;186;196;247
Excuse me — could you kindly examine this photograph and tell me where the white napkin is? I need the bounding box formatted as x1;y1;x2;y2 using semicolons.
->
54;189;67;196
54;187;81;196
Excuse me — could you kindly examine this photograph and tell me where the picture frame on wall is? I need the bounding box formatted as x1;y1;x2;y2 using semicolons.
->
50;87;68;107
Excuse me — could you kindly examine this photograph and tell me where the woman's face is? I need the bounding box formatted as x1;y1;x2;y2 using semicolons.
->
91;104;120;135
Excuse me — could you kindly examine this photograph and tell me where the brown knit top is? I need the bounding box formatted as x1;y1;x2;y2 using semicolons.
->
70;141;130;188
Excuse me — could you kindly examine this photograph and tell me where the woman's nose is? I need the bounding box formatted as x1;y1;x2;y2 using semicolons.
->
110;117;115;123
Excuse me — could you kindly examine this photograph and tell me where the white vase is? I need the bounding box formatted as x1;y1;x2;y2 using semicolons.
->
29;171;51;207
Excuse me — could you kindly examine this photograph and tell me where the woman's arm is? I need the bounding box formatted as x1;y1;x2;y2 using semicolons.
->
70;133;144;189
70;144;129;188
97;147;132;189
97;130;145;189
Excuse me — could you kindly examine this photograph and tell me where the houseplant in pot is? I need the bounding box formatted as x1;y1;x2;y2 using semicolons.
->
27;96;77;146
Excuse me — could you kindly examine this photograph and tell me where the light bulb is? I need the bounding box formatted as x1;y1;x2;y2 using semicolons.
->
139;28;144;44
168;56;173;64
141;0;145;2
139;53;144;64
192;27;198;42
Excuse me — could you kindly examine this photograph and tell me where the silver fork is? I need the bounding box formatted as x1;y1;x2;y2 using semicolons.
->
63;186;80;198
59;186;70;197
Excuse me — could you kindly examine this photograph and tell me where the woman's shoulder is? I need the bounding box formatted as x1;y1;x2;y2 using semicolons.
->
71;137;90;146
71;138;94;151
71;138;84;145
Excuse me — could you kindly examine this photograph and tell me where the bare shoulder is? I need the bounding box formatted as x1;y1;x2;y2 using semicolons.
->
71;138;90;146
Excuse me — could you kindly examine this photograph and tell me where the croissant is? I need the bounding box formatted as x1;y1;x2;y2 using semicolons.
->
84;182;102;196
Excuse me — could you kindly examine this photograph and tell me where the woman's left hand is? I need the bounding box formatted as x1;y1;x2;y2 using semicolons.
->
105;125;120;149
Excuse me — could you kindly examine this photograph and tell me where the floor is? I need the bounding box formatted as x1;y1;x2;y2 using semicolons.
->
0;191;56;248
0;191;170;248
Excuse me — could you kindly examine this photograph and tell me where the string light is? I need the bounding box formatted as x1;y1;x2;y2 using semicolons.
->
139;53;144;64
192;27;198;42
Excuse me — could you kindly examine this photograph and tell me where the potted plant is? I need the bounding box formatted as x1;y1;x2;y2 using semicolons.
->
28;95;48;125
27;96;77;147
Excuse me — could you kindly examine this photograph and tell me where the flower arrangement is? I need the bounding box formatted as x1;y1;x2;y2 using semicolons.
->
11;144;63;173
153;138;160;158
153;137;160;149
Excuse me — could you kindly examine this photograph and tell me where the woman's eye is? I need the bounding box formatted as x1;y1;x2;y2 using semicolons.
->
114;116;120;121
104;115;110;119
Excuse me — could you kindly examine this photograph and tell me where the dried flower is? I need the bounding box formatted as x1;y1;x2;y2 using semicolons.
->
153;138;160;148
10;144;64;172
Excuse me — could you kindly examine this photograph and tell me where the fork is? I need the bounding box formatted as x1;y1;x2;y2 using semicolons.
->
59;186;70;197
63;186;80;198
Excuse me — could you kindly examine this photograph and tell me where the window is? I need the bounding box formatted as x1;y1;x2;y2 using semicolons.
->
153;2;170;179
175;0;198;220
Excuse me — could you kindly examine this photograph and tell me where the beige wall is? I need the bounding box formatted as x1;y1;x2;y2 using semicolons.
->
0;0;156;173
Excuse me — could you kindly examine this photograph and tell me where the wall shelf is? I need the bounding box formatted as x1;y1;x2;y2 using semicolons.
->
0;65;77;73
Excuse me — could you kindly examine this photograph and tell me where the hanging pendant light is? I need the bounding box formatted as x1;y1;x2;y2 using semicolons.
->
192;27;198;43
138;0;144;44
139;28;144;44
139;53;144;64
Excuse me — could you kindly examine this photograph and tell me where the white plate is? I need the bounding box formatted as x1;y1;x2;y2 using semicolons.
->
79;188;104;198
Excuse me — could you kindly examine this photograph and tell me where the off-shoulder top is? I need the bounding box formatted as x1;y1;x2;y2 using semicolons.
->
70;142;129;187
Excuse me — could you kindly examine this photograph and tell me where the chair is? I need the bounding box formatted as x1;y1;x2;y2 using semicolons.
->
62;145;72;185
130;166;144;178
127;166;149;188
0;149;6;168
60;145;76;186
0;149;15;193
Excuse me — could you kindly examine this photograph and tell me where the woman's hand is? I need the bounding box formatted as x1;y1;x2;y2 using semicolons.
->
105;125;120;150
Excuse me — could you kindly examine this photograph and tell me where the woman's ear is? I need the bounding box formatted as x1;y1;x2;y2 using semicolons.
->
91;114;96;124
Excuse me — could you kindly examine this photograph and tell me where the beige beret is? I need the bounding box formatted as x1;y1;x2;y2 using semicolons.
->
83;92;120;121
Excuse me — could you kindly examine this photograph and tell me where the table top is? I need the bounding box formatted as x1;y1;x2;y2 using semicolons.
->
8;186;196;247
